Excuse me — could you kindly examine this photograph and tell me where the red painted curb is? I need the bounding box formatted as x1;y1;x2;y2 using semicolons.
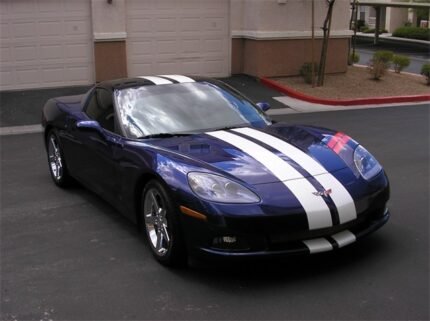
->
261;77;430;106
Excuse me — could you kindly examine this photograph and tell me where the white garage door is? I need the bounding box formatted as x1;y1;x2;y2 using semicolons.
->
126;0;230;78
0;0;94;91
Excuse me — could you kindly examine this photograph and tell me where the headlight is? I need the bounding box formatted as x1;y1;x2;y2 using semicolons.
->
188;172;260;203
354;145;382;180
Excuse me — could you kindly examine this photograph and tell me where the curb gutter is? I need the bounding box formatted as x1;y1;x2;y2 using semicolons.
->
261;77;430;106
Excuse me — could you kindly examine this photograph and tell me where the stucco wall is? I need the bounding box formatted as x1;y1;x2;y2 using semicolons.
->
231;0;351;77
231;0;351;36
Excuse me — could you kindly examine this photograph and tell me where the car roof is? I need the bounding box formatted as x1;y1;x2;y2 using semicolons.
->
96;75;216;91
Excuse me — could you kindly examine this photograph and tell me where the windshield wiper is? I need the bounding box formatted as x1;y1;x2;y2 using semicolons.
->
137;133;192;139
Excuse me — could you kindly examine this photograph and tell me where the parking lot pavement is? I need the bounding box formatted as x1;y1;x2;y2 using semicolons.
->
1;105;428;320
0;76;288;129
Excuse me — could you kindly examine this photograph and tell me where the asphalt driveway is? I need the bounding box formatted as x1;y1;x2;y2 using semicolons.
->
1;104;429;320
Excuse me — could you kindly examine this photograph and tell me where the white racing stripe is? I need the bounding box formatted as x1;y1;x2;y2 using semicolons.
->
139;76;173;85
233;127;357;224
159;75;195;83
303;238;333;254
207;130;333;230
331;230;356;248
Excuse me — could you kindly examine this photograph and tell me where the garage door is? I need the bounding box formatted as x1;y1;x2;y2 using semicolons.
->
0;0;94;91
126;0;230;78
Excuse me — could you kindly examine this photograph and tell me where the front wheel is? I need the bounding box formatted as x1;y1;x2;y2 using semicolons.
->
142;180;186;267
46;130;72;187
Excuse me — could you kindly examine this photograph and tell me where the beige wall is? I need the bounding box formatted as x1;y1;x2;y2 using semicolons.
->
386;7;409;32
231;0;351;37
231;0;351;77
91;0;127;81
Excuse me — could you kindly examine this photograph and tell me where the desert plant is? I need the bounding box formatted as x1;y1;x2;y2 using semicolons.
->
300;62;318;84
392;55;410;73
373;50;394;64
368;51;393;80
421;63;430;86
349;52;360;65
393;26;430;41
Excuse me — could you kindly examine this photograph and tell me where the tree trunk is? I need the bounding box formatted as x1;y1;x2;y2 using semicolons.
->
317;0;335;87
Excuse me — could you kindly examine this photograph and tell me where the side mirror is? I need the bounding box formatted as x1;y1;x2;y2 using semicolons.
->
256;102;271;112
76;120;102;132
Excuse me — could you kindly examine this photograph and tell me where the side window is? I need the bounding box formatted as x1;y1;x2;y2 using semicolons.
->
85;88;116;133
85;91;100;120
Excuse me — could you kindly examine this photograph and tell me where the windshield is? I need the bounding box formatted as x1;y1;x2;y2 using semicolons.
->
115;82;271;138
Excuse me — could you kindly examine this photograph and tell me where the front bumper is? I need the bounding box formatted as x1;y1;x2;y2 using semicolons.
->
182;207;390;259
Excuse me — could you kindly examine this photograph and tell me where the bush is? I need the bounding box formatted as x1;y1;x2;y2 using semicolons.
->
300;62;318;84
392;55;410;73
421;64;430;86
348;52;360;65
356;19;366;31
392;26;430;41
368;51;393;80
374;50;394;64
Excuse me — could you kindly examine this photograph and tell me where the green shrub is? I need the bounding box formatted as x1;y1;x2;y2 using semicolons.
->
299;62;318;84
368;51;393;80
356;20;366;30
374;50;394;64
392;55;410;73
348;52;360;65
392;26;430;41
421;64;430;86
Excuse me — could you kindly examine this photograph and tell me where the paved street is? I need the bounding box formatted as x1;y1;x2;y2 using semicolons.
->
1;105;429;320
356;38;430;74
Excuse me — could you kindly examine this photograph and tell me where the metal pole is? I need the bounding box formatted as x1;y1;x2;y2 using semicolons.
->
374;6;381;45
311;0;315;87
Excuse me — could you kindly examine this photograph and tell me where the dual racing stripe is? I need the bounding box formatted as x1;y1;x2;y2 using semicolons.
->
207;128;357;230
207;130;333;230
139;75;195;85
303;230;357;253
233;128;357;224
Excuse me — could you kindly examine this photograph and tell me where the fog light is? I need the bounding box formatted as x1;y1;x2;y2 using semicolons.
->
212;236;249;251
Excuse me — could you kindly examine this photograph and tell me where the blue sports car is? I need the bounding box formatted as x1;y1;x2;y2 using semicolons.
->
42;75;390;266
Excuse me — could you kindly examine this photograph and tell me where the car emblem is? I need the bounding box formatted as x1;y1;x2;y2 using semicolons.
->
313;189;332;197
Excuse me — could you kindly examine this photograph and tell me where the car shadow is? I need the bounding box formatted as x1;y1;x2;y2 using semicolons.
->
175;235;391;288
67;183;391;288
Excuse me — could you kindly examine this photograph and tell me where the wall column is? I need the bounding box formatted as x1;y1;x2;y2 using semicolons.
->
91;0;127;82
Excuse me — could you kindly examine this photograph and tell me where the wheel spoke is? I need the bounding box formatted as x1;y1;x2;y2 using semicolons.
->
155;230;164;253
161;224;170;243
150;192;160;211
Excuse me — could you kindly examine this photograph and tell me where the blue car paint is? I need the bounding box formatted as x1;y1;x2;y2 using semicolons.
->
42;77;390;258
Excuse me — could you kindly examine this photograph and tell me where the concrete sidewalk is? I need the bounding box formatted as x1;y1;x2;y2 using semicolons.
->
268;96;430;115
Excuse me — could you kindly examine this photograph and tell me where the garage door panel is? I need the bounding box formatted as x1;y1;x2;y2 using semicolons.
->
127;0;230;78
0;0;93;91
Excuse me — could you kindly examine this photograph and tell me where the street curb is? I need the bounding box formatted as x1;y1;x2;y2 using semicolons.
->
260;77;430;106
0;124;43;136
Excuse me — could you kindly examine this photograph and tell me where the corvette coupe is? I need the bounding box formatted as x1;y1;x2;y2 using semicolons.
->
42;75;390;266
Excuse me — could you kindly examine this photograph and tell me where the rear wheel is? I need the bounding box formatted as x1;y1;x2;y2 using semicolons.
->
46;130;72;187
142;180;186;267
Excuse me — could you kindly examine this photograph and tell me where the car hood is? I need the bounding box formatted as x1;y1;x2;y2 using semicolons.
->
150;124;357;186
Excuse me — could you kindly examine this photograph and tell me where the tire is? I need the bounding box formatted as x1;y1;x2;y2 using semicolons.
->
141;180;187;267
46;130;72;187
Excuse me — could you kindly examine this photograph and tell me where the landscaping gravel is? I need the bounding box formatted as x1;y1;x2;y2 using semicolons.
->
275;66;429;99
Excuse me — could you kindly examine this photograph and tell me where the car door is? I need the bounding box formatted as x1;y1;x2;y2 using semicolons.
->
72;87;122;200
